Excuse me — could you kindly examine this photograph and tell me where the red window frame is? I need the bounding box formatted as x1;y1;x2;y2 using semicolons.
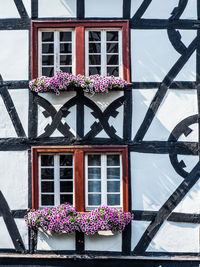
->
32;146;129;212
31;20;130;82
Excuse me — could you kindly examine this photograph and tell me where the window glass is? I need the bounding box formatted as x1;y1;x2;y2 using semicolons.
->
86;29;121;77
39;154;73;207
86;153;122;209
37;150;124;210
39;30;74;77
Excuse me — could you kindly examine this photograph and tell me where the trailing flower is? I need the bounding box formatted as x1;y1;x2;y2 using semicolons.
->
24;204;79;234
25;204;134;235
29;71;127;95
76;206;133;235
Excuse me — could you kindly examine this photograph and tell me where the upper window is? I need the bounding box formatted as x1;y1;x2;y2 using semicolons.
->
85;29;122;77
38;29;75;76
31;21;130;82
32;146;129;212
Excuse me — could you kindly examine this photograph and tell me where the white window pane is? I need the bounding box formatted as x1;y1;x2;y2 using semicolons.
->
89;43;101;53
41;155;54;166
88;181;101;192
88;168;101;179
107;194;120;206
60;181;73;192
89;31;101;41
89;55;101;65
41;181;54;193
41;168;54;180
42;43;54;53
60;67;72;73
107;168;120;179
88;194;101;205
42;67;54;77
60;168;73;179
107;155;120;166
60;155;73;166
42;32;54;42
41;194;54;206
60;194;73;205
106;43;118;53
60;55;72;65
42;55;54;65
60;43;72;53
107;55;118;65
107;67;119;77
89;67;101;75
60;32;72;41
106;31;118;41
107;181;120;192
88;155;101;166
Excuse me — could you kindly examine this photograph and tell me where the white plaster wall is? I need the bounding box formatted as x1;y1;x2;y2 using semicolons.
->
9;89;29;137
178;123;198;142
38;0;76;18
0;0;20;18
0;31;28;80
0;94;17;137
37;92;76;137
180;0;197;20
173;176;200;214
109;106;123;139
131;0;179;19
147;221;199;252
131;30;196;83
176;155;199;174
131;220;150;250
132;89;157;140
85;0;122;18
15;219;29;250
0;218;14;249
37;232;75;250
22;0;32;17
0;151;28;210
144;89;198;141
85;233;122;251
84;91;123;138
131;152;183;211
175;30;196;81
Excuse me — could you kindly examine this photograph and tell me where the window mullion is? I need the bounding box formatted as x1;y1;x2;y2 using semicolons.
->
102;154;107;206
85;154;88;208
72;30;76;75
118;30;122;78
38;155;42;208
102;30;106;76
54;31;59;75
38;31;42;77
120;153;123;207
85;30;89;76
54;154;60;206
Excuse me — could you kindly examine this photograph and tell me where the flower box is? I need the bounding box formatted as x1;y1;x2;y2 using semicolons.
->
98;230;114;236
25;204;134;236
29;72;128;95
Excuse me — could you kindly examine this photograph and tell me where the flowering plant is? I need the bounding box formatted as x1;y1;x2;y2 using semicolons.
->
29;71;127;95
77;206;133;235
24;204;79;234
25;204;133;236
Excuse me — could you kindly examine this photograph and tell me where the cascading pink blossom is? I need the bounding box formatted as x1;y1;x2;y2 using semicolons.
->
29;71;127;95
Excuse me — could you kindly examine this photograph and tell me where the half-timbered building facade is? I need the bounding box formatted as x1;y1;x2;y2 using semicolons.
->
0;0;199;266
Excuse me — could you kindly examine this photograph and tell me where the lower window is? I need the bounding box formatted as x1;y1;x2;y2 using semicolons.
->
32;146;128;212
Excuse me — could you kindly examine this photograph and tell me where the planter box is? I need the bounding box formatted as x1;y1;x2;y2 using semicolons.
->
98;230;114;236
85;232;122;251
37;230;75;251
